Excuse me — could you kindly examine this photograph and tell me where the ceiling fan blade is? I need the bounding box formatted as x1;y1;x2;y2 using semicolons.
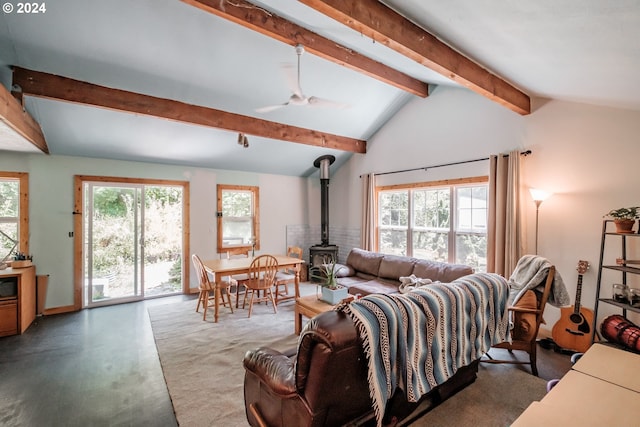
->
255;102;289;113
307;96;349;109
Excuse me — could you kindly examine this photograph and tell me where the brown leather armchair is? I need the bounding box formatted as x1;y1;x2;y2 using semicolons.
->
243;310;480;427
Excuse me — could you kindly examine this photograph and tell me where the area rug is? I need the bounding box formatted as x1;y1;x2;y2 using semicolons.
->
148;285;547;426
148;284;316;426
409;363;547;427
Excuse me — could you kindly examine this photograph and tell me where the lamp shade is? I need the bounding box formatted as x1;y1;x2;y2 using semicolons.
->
529;188;551;203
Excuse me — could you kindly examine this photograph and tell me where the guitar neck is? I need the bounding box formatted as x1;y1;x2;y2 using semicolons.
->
574;275;583;313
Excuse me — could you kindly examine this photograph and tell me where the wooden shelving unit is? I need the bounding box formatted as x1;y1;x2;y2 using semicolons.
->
592;220;640;343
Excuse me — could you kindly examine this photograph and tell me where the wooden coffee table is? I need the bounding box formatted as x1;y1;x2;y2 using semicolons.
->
294;294;335;335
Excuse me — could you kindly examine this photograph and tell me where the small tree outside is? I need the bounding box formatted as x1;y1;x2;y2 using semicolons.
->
88;184;183;300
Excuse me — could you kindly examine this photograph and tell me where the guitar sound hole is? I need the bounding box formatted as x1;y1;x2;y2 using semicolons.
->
570;313;583;324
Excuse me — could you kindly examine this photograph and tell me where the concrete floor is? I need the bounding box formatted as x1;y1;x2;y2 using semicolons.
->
0;296;573;426
0;295;191;427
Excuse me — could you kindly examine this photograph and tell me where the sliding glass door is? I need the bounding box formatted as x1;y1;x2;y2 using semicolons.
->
83;182;184;307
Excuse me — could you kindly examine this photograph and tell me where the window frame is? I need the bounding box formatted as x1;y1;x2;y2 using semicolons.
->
0;171;29;258
376;176;487;268
216;184;260;255
73;175;191;310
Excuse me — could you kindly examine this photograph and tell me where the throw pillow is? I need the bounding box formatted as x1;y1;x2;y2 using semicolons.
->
333;263;355;278
398;274;433;294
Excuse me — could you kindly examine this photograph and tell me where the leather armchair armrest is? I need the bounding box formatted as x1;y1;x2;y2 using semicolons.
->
243;347;296;396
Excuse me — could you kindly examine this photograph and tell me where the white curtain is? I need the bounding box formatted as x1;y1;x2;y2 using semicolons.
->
487;150;523;277
361;173;376;250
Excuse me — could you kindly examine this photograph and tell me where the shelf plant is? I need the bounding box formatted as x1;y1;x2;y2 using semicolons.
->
604;207;640;233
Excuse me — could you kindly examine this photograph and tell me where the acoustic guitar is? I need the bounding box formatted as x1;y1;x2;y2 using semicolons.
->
551;260;594;353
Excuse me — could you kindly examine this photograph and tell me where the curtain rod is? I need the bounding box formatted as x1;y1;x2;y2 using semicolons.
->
360;150;532;178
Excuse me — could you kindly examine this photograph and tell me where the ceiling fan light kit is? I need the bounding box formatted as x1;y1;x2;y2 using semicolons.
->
256;44;348;113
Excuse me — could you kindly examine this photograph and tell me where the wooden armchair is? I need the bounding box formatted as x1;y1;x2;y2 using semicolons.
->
483;262;556;376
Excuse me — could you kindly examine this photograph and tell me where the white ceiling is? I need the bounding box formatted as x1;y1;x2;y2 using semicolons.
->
0;0;639;176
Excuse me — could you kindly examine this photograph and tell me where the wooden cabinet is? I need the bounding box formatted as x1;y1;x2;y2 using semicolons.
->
0;266;36;337
0;300;18;335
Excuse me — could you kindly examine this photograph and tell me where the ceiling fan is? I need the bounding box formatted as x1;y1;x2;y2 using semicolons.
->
256;44;349;113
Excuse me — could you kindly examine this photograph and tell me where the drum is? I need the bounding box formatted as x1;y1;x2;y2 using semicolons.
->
600;314;640;352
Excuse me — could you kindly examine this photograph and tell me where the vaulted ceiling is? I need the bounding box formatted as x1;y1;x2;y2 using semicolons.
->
1;0;639;176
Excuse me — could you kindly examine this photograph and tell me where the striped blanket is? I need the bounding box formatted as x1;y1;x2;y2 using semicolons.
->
336;272;509;427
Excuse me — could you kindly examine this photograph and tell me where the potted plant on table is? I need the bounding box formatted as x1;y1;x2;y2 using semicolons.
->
311;256;349;304
604;207;640;233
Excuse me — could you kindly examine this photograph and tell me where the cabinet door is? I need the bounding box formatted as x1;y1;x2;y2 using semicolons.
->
0;300;18;336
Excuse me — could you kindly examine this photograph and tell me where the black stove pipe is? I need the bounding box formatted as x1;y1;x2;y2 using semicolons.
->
313;155;335;247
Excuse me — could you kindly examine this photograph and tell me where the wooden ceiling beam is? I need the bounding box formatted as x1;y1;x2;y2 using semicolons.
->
299;0;531;115
0;80;48;153
180;0;428;98
12;67;366;154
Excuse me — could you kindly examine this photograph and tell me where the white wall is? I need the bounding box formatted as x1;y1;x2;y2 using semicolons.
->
0;153;311;309
5;84;640;329
330;85;640;327
523;98;640;326
331;86;526;228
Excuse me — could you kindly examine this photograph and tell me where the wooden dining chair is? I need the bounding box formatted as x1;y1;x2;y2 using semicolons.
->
274;246;303;303
219;249;251;308
242;254;279;318
192;254;233;321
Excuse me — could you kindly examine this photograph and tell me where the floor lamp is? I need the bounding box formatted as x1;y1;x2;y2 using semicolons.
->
530;188;551;255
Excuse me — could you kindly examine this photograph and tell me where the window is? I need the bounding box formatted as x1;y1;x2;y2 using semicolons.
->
74;175;190;310
217;185;259;254
377;177;488;272
0;172;29;262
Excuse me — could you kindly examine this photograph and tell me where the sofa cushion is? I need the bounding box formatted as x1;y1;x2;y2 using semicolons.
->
346;248;384;277
355;271;378;281
336;275;370;288
378;255;417;281
412;259;474;283
346;280;400;296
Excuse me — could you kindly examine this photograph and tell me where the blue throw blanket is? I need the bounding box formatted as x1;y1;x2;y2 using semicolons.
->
336;272;509;427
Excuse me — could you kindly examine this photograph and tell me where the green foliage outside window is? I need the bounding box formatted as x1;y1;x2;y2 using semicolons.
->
379;191;408;227
221;188;255;247
0;181;18;216
0;180;19;261
222;190;252;217
89;186;183;278
378;183;487;272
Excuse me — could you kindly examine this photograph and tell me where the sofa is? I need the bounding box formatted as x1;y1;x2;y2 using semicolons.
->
334;248;475;296
243;272;509;427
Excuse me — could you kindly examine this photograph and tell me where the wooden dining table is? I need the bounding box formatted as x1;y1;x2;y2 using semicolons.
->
202;254;305;323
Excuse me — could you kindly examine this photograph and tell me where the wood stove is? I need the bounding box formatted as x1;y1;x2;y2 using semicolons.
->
309;155;338;280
